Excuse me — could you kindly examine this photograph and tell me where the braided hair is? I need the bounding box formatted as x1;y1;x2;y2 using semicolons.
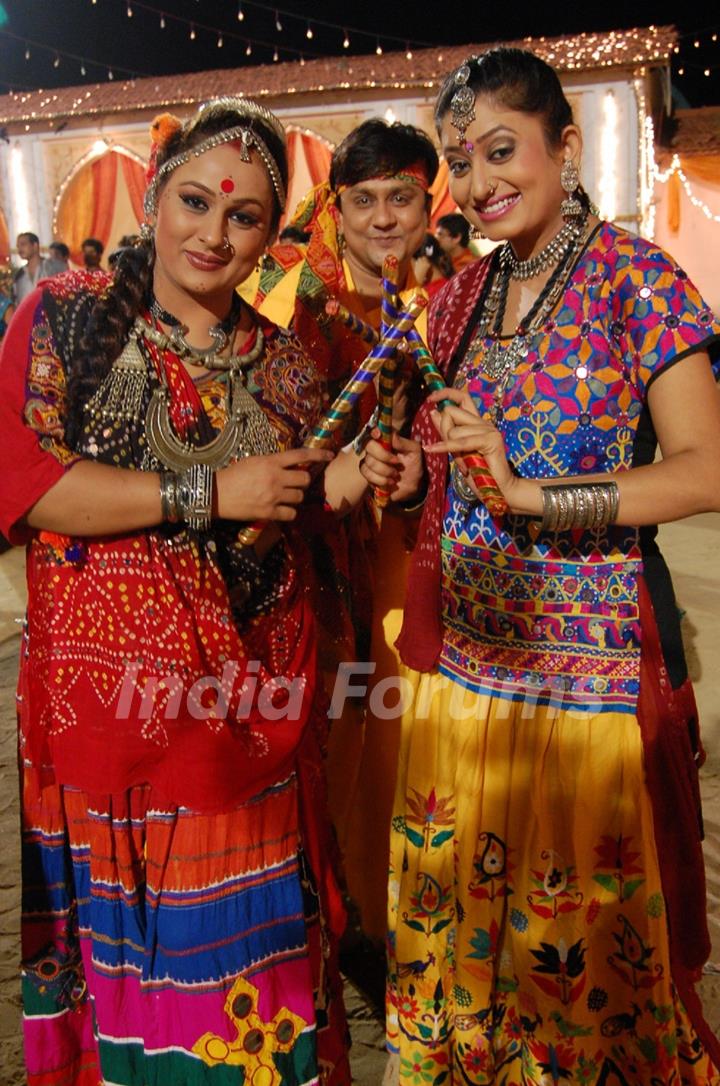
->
65;101;288;444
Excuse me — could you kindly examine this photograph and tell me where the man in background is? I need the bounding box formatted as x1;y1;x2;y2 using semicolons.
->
81;237;104;272
12;233;65;304
436;211;477;273
48;241;70;271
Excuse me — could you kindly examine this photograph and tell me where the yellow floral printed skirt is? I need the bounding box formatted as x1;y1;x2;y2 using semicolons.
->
386;671;720;1085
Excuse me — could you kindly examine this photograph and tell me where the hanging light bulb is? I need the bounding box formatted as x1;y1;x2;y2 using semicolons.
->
80;61;86;75
217;33;223;48
376;39;383;55
273;47;279;61
694;39;700;48
237;2;244;20
678;66;685;74
160;12;165;28
405;43;413;60
24;44;31;60
108;68;114;80
189;24;196;40
300;53;306;66
306;23;313;39
53;54;60;68
705;68;711;76
342;29;350;49
245;42;252;56
275;11;282;31
127;3;133;15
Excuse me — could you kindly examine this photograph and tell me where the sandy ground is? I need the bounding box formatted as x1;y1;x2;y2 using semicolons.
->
1;516;719;1080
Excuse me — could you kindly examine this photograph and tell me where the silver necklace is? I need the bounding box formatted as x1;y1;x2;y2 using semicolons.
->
462;217;590;407
136;315;265;372
500;219;583;281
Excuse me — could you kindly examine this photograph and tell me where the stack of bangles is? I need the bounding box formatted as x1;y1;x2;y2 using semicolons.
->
159;465;214;533
540;480;619;532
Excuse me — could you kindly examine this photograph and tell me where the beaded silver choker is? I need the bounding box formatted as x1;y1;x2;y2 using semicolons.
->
500;219;583;281
136;315;264;372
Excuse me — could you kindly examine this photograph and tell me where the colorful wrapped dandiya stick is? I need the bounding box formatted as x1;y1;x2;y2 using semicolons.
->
404;326;508;516
324;298;376;346
321;304;509;517
236;293;429;546
374;257;402;509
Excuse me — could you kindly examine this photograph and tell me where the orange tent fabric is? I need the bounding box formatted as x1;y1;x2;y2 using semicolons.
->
56;153;118;264
120;154;146;228
664;153;720;234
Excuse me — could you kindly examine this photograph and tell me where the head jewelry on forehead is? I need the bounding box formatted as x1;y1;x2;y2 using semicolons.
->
449;58;478;143
334;162;431;196
143;96;286;218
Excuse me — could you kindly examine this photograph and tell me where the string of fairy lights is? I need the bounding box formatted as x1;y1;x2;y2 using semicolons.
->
1;4;718;96
0;0;437;90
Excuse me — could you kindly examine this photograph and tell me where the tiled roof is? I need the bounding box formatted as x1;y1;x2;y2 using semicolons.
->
0;25;676;128
669;107;720;155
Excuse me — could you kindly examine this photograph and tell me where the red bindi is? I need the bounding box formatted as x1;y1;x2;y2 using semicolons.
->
220;178;235;194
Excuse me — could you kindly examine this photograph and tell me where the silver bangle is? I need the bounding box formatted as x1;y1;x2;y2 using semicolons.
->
159;471;179;523
541;481;619;532
175;464;214;532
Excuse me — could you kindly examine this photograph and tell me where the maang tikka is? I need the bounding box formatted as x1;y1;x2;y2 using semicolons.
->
449;60;477;145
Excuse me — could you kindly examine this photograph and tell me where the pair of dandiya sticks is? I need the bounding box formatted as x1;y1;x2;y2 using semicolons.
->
238;256;506;547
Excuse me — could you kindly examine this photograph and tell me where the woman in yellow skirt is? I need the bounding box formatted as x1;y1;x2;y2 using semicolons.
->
374;47;720;1085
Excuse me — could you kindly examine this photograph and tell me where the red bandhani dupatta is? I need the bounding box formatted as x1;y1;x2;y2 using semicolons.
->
395;256;492;670
5;288;319;812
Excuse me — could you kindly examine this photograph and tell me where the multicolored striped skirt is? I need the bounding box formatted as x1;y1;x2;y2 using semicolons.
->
21;765;350;1085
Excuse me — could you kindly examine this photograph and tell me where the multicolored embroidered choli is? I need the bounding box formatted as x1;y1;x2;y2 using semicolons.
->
439;222;720;714
386;224;720;1086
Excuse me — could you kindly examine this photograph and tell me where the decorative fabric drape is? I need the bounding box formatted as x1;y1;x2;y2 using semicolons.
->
120;153;146;228
0;207;9;263
282;128;333;228
429;159;459;227
55;152;118;264
88;154;118;253
665;153;720;233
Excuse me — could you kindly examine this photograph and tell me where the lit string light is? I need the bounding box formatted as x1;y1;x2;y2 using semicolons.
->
598;90;618;222
654;155;720;224
2;28;148;80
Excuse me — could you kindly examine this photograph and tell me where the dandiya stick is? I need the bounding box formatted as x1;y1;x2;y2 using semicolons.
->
324;298;376;345
374;258;402;509
323;305;508;516
237;294;429;546
404;327;508;516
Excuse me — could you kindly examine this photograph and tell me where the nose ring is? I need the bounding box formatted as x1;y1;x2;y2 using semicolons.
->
219;236;234;255
488;181;498;196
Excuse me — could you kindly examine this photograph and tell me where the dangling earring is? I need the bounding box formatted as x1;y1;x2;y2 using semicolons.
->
470;226;486;241
337;229;345;256
139;221;155;244
560;159;583;223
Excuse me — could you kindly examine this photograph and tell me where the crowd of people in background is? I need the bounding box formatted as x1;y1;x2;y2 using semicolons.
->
0;211;480;349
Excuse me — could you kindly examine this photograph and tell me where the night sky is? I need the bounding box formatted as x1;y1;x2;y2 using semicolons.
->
0;0;718;108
